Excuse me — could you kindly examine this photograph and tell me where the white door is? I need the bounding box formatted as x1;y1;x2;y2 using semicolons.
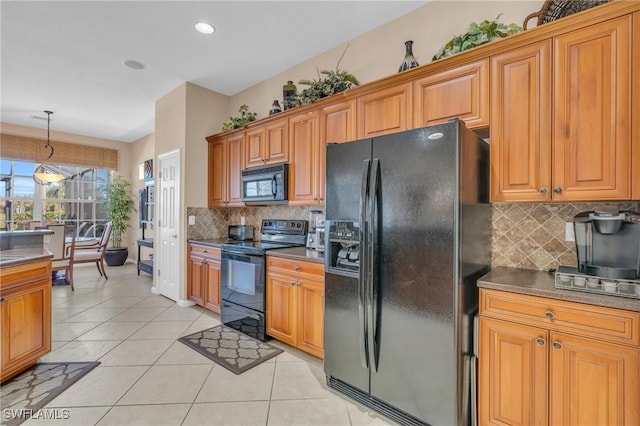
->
156;149;180;301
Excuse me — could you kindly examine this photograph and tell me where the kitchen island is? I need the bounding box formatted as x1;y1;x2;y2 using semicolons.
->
0;230;53;383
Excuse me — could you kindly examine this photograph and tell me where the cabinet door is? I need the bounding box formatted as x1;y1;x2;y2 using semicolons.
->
1;279;51;381
414;59;489;129
553;16;631;200
205;258;221;314
357;83;412;138
297;277;324;359
187;253;206;307
265;118;289;164
289;111;319;205
266;272;296;345
550;332;639;426
633;12;640;200
319;99;356;144
245;126;266;168
227;133;244;206
479;317;548;426
490;40;552;202
207;141;227;207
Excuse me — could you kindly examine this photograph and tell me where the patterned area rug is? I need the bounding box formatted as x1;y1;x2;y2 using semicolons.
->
1;362;99;426
178;325;283;374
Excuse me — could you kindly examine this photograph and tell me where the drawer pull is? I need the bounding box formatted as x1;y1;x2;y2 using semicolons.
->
291;282;296;287
539;187;548;194
535;337;546;346
553;342;562;350
544;311;554;320
294;266;300;271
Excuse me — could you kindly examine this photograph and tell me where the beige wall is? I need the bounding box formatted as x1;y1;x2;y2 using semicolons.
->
228;0;539;122
185;83;229;208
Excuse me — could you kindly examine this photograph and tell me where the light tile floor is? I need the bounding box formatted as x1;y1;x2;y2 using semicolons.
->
23;263;396;426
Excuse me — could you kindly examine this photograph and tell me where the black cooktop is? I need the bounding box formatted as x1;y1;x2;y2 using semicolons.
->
222;240;303;254
222;219;308;255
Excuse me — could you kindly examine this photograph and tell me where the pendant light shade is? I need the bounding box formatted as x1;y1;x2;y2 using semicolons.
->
33;110;65;185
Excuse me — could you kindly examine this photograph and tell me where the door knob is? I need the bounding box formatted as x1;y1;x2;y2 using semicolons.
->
171;234;177;238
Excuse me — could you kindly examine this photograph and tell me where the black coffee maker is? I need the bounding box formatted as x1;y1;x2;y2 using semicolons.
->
573;205;640;279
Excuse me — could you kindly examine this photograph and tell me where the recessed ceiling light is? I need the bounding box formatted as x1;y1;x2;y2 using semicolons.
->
124;60;145;70
195;22;215;35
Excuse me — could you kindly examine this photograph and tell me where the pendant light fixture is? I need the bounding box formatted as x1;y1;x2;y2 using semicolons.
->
33;110;65;185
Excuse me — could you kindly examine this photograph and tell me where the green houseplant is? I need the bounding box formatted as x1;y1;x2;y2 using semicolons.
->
104;176;136;266
222;104;257;132
432;15;522;61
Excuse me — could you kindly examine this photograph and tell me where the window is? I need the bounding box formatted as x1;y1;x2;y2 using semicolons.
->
0;159;111;234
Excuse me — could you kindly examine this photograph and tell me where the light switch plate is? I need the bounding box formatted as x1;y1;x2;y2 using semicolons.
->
188;215;196;225
565;222;575;242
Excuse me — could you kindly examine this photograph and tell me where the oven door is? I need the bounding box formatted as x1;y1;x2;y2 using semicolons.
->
221;249;265;312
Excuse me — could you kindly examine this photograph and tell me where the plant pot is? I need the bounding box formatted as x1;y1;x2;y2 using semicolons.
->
105;248;128;266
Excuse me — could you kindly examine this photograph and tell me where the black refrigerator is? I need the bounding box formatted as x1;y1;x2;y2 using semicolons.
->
324;120;490;426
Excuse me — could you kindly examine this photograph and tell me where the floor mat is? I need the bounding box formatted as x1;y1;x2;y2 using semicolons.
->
1;362;100;426
178;325;283;374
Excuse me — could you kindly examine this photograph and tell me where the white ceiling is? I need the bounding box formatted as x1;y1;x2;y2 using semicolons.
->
1;1;427;143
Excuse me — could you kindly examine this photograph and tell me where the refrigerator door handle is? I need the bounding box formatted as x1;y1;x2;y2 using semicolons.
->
368;158;381;372
358;159;371;369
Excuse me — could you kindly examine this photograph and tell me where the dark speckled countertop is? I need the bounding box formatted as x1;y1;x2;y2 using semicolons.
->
0;248;53;268
479;266;640;312
187;238;236;248
267;247;325;264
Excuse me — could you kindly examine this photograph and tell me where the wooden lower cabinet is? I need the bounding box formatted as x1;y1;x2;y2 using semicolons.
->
187;244;221;314
1;260;52;383
479;289;640;426
266;256;324;358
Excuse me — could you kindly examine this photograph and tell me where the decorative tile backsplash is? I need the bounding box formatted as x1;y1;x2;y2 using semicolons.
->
492;202;640;271
187;205;313;240
188;201;639;273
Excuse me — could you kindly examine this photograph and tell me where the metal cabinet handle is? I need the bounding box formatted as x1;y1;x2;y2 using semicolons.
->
540;187;548;194
553;187;562;194
291;282;296;287
544;311;554;320
297;280;301;287
0;297;4;303
553;342;562;350
535;337;546;346
294;266;300;271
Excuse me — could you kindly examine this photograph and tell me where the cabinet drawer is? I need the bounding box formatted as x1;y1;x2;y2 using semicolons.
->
267;256;324;278
189;244;221;260
480;289;640;347
0;260;51;291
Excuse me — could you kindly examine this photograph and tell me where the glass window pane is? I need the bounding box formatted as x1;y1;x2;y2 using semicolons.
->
44;202;64;222
13;200;34;229
14;161;35;176
44;182;64;199
14;177;35;197
1;160;11;175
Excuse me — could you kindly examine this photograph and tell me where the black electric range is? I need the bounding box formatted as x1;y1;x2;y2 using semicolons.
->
220;219;308;341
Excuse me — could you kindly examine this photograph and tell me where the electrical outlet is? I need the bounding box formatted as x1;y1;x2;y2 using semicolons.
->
565;222;575;242
188;215;196;225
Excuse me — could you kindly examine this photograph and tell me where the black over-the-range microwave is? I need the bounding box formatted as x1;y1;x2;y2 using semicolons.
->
241;163;288;204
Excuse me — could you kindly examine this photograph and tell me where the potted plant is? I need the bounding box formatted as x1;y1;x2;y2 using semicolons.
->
104;176;136;266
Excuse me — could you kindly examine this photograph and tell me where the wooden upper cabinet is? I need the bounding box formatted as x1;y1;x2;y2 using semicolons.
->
413;59;489;129
208;140;226;207
227;134;244;206
357;82;412;138
490;40;552;202
633;12;640;200
319;99;356;144
553;16;631;201
207;132;244;207
246;118;289;168
550;332;639;426
289;111;321;205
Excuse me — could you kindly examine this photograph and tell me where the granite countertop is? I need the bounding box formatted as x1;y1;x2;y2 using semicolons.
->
478;266;640;312
0;229;53;236
267;247;325;264
187;238;236;248
0;248;54;268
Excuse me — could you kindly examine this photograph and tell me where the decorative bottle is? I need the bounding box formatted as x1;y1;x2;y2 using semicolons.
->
282;80;297;110
398;40;419;73
269;100;282;115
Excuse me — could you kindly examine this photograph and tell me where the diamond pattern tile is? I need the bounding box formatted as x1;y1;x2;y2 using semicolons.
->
491;202;640;271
